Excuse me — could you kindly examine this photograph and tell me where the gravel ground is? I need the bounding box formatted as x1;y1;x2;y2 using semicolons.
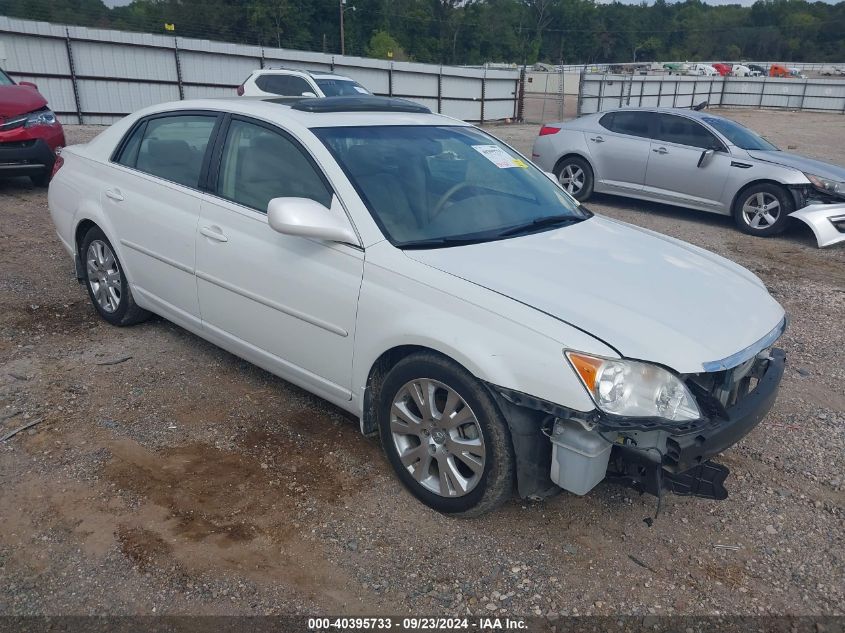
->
0;109;843;618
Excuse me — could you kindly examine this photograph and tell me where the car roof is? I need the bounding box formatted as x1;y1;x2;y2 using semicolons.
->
133;96;468;129
254;68;355;81
594;107;726;122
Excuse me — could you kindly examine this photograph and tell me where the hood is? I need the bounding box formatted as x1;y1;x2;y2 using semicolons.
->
748;150;845;182
0;84;47;119
404;216;785;374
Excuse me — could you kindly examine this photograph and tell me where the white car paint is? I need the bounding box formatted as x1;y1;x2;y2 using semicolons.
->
239;68;370;98
790;203;845;247
48;97;785;445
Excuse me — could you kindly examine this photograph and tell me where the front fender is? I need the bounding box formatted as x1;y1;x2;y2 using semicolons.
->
352;243;615;419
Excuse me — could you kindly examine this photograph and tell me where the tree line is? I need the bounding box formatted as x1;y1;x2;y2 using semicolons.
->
2;0;844;65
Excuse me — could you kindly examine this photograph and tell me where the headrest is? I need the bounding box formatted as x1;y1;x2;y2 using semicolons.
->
145;139;193;166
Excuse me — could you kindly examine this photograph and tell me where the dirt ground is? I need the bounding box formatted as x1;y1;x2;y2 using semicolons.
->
0;109;843;618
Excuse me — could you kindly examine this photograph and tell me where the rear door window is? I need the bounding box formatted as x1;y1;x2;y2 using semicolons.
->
133;115;218;188
255;74;314;96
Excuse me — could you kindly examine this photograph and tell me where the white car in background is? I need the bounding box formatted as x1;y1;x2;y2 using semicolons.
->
237;68;371;98
48;96;787;515
691;63;719;76
731;64;760;77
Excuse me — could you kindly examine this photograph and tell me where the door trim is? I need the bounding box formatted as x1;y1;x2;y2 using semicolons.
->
195;269;349;337
120;238;195;275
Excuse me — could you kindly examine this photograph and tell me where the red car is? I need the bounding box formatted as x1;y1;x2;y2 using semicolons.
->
712;63;732;77
0;68;66;187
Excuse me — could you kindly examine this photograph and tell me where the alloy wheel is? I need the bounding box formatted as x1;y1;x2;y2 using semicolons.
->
86;240;122;313
389;378;485;498
558;164;585;195
741;192;781;229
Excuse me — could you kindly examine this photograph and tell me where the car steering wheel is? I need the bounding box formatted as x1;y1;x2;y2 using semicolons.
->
430;182;475;219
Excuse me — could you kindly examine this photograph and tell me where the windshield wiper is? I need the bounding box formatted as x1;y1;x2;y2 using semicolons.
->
496;214;584;238
399;235;496;249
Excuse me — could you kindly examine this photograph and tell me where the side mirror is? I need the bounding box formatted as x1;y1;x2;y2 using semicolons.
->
267;196;358;245
19;81;38;90
301;91;318;98
697;148;715;168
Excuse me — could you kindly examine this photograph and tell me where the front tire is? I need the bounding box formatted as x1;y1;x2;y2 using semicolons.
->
733;183;793;237
554;156;594;201
80;226;151;326
376;352;515;517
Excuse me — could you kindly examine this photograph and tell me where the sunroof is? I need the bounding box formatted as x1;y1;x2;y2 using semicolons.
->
291;96;431;114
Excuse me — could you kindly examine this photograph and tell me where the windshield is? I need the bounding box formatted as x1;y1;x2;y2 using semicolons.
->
313;125;588;248
703;116;779;151
315;79;370;97
0;70;14;86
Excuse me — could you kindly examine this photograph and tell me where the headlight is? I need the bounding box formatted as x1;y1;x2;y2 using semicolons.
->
805;172;845;197
24;109;57;128
565;351;701;422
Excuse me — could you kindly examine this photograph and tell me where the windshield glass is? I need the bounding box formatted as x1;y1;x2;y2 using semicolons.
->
314;125;588;247
703;116;779;151
0;70;14;86
315;79;370;96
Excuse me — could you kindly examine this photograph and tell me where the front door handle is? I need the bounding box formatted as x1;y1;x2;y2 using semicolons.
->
652;147;668;155
590;135;605;143
104;188;124;202
200;226;228;243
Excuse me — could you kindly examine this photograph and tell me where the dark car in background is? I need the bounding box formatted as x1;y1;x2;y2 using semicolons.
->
0;68;65;187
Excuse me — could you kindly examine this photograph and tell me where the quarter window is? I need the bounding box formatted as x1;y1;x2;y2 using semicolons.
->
255;74;315;96
216;119;332;212
654;114;723;150
132;115;217;188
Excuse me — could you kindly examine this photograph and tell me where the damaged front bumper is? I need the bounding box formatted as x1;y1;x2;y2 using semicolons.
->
789;203;845;248
492;347;786;502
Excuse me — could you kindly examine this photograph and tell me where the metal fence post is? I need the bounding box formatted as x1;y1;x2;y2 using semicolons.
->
64;28;83;124
576;69;585;117
691;79;697;108
759;76;767;109
437;67;443;114
173;38;185;100
259;48;265;69
480;71;486;125
514;68;523;121
719;75;728;108
657;76;664;107
707;77;714;106
799;79;808;111
558;66;564;120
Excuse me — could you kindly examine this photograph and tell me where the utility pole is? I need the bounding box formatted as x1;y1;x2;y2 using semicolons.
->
340;0;346;56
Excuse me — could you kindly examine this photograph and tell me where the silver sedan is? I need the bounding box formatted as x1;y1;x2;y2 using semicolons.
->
531;107;845;243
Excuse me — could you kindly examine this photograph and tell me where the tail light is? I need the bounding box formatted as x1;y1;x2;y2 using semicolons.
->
236;84;245;96
539;126;561;136
51;148;64;179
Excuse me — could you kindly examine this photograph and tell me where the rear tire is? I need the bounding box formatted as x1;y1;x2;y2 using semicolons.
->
732;183;793;237
376;352;515;517
554;156;594;202
80;226;151;326
30;172;50;188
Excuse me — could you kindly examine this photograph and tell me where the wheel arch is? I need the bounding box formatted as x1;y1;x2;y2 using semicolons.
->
730;179;795;215
361;344;476;436
553;151;594;177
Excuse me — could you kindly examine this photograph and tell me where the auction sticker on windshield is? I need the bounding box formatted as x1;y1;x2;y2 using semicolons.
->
472;144;527;168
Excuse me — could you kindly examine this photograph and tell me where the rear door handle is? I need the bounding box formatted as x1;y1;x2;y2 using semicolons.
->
200;226;228;243
652;147;668;155
589;136;605;143
104;188;124;202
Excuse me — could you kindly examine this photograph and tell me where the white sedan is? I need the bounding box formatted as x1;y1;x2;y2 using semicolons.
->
48;96;786;515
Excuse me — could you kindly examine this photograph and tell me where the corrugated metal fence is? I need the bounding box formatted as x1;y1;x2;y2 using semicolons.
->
578;74;845;116
0;16;519;125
